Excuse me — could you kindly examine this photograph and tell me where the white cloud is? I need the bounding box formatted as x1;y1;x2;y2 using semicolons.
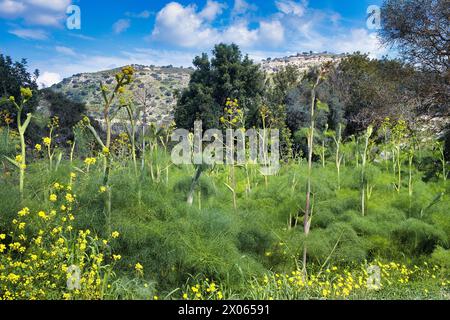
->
330;29;387;58
152;1;284;49
37;71;61;88
258;20;284;46
199;0;226;22
0;0;71;27
0;0;25;15
152;2;219;48
232;0;257;16
222;21;258;47
26;0;70;11
55;45;76;56
125;10;152;19
113;19;131;34
8;28;48;40
275;0;307;16
26;12;64;26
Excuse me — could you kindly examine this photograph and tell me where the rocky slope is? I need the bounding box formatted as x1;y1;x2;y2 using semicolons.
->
261;52;344;74
48;64;192;125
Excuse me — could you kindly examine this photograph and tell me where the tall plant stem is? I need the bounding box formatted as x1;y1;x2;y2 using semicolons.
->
303;72;322;276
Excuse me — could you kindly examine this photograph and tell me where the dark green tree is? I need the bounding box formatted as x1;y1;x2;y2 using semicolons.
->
0;54;39;125
175;44;265;130
40;89;87;143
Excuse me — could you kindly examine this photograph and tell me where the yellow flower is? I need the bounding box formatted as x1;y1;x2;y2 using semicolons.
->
49;194;57;202
111;231;120;239
15;154;22;163
18;207;30;216
153;296;159;300
102;147;110;155
20;87;33;99
65;193;75;203
38;211;48;220
135;262;144;273
0;233;6;240
70;172;76;179
43;137;51;146
122;66;134;76
99;186;107;193
113;255;121;261
84;157;96;165
183;293;188;299
35;144;42;151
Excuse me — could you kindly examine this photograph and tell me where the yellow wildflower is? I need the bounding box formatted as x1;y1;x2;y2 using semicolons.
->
43;137;51;146
135;262;144;273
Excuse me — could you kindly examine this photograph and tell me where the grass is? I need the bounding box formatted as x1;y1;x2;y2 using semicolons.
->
0;145;448;299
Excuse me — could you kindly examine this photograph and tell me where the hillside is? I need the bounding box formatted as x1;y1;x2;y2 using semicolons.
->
261;52;344;74
48;64;192;125
46;53;344;124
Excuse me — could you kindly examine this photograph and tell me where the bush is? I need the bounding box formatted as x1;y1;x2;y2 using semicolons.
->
392;219;447;255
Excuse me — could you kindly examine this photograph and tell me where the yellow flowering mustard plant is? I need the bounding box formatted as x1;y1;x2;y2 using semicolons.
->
0;175;125;300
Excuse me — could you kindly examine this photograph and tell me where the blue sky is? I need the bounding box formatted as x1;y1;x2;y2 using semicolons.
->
0;0;386;87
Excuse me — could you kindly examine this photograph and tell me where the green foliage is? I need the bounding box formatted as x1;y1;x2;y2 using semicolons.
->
0;54;39;127
175;43;265;130
392;219;447;255
40;89;86;143
431;247;450;270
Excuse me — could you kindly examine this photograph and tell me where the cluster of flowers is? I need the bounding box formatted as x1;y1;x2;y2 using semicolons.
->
0;173;129;300
181;278;224;300
248;261;449;299
220;98;244;127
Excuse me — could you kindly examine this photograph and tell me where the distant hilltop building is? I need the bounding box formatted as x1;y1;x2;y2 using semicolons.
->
260;52;346;74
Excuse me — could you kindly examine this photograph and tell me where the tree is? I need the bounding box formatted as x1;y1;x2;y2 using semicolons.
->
327;53;419;134
0;54;39;126
379;0;449;108
380;0;449;73
40;89;86;143
175;44;265;130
